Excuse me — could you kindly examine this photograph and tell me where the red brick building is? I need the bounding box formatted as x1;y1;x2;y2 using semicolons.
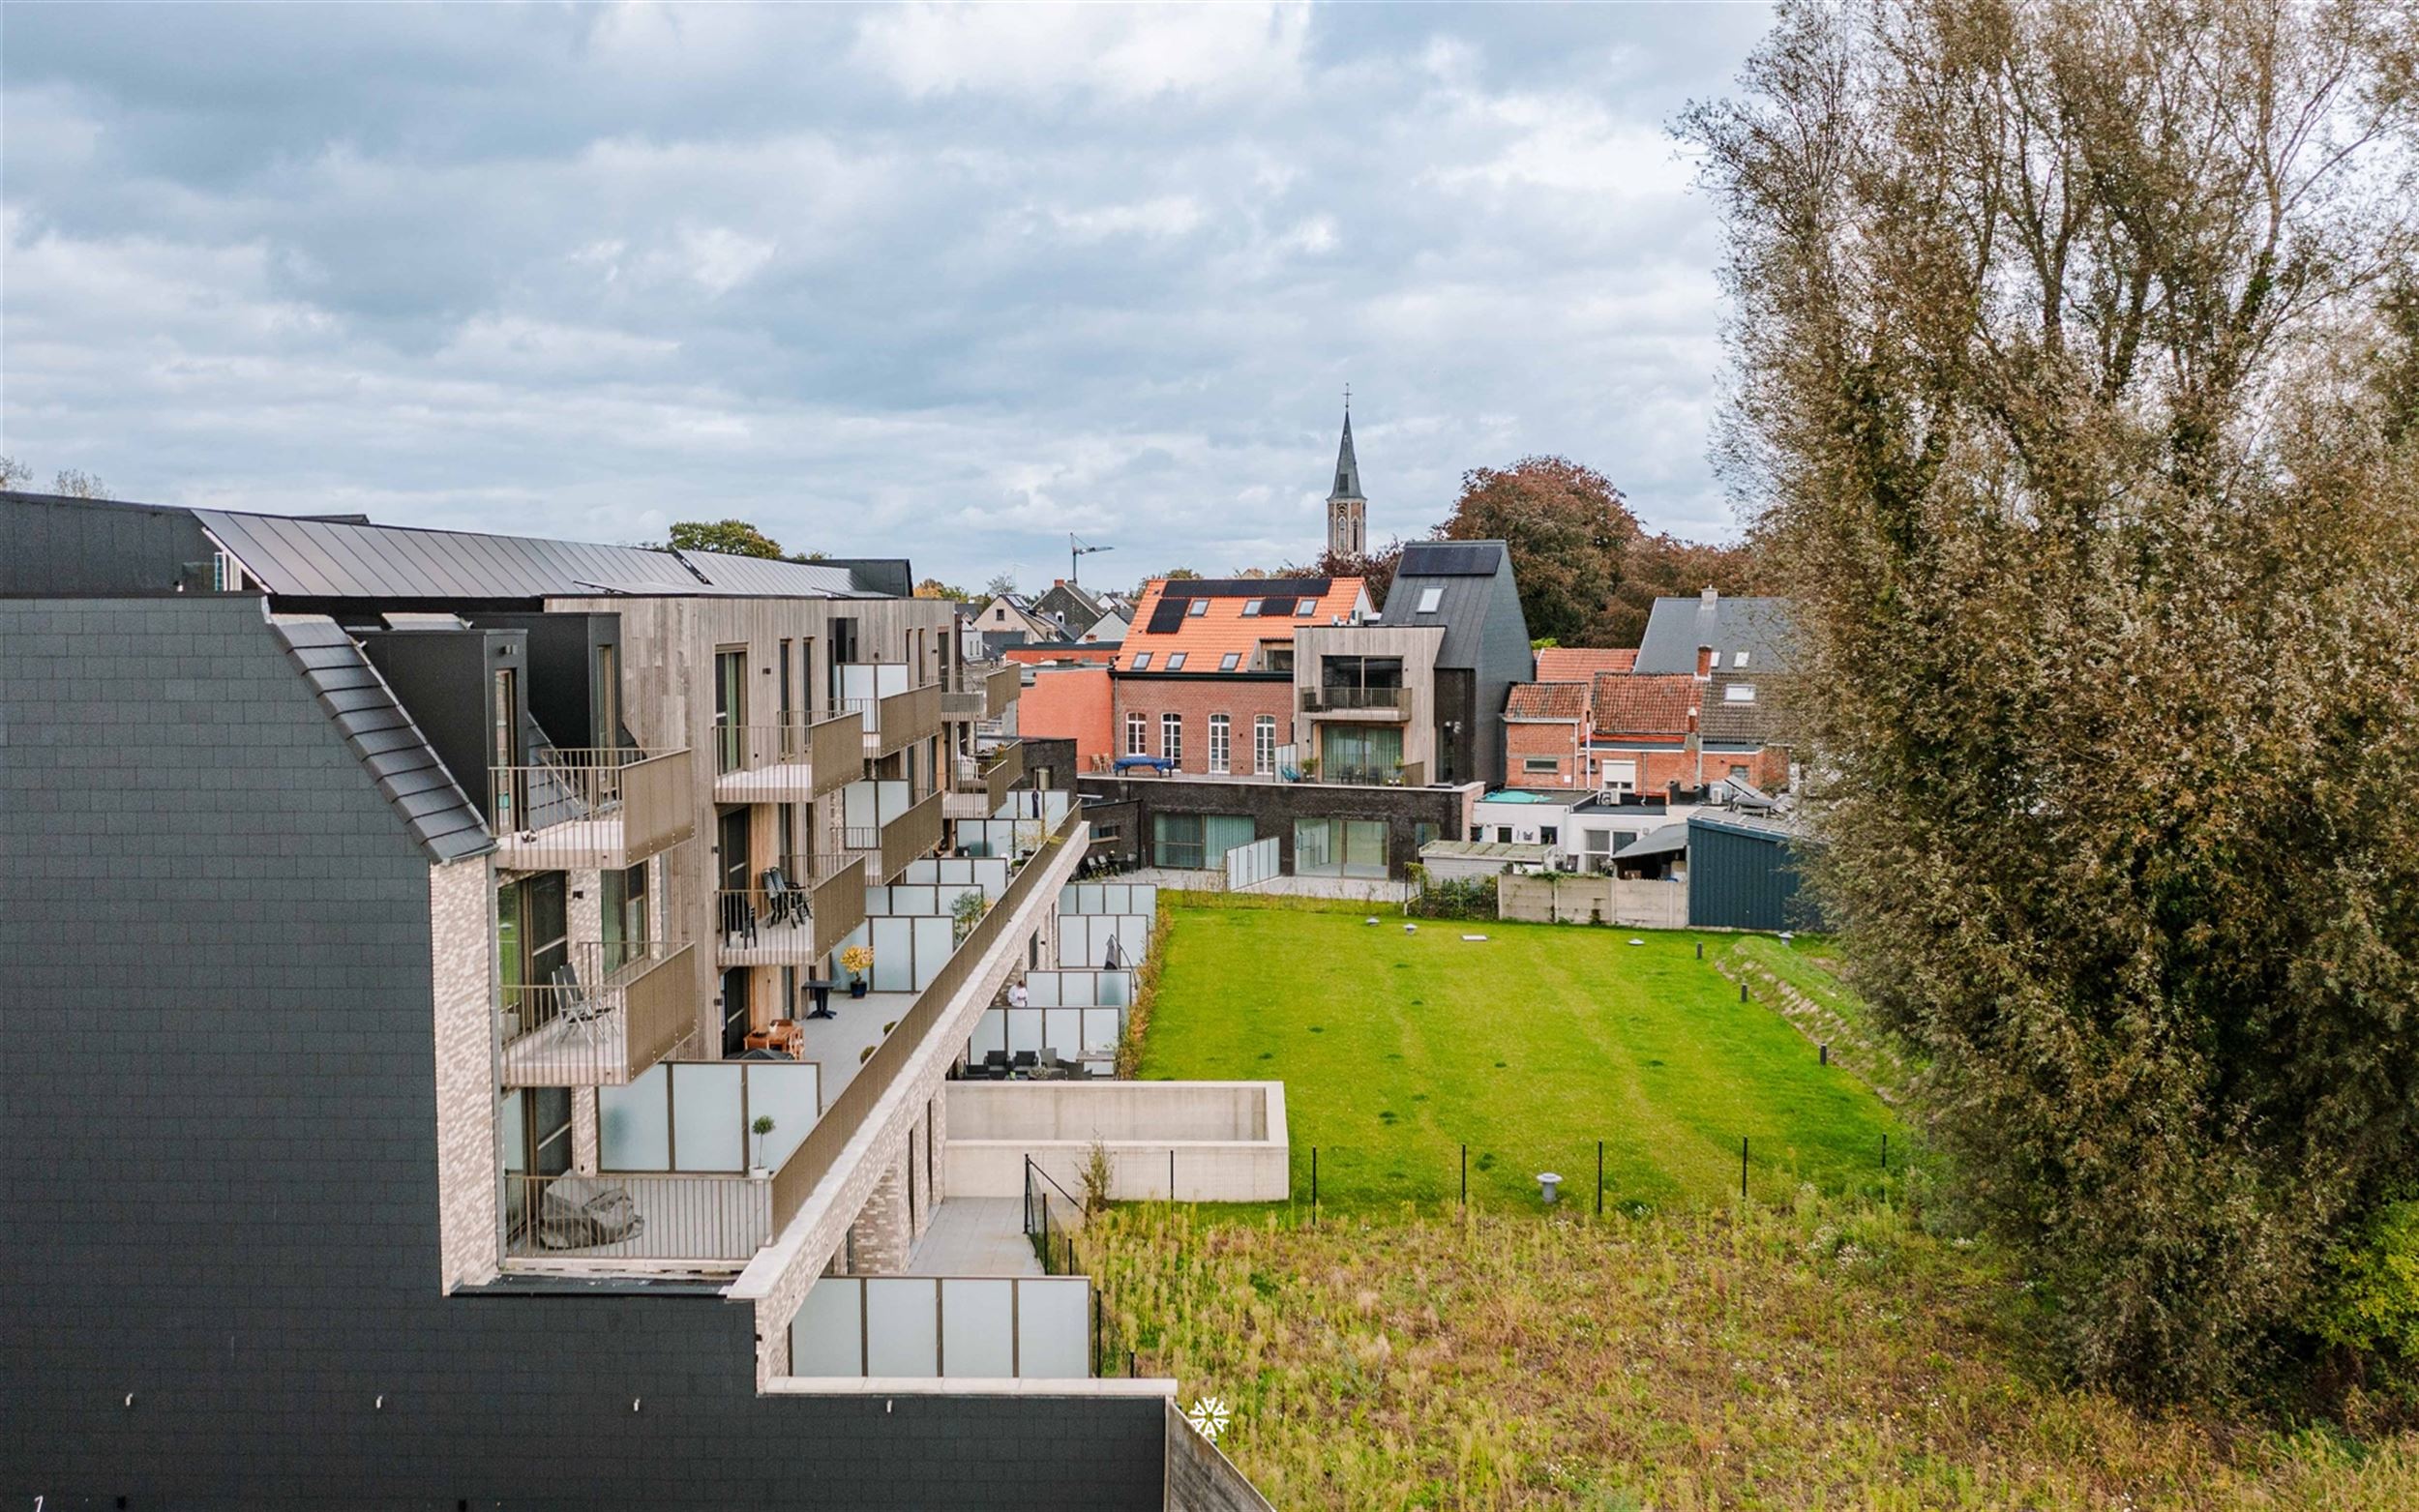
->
1504;681;1590;788
1108;575;1369;777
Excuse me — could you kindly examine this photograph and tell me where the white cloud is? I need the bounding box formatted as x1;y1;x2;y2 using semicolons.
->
852;2;1311;104
1050;195;1206;242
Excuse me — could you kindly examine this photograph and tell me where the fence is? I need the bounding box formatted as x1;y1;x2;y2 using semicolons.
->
489;746;694;869
1498;873;1687;929
502;1171;771;1262
1026;1159;1139;1378
1282;1133;1912;1221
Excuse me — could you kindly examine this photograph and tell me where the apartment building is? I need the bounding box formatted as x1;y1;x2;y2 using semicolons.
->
1110;574;1371;779
0;491;1232;1509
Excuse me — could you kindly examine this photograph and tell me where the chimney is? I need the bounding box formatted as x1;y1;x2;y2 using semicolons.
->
1700;584;1718;608
1695;645;1714;678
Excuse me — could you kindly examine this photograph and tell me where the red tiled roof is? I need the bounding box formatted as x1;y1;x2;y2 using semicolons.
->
1591;673;1698;737
1535;646;1636;682
1116;577;1367;673
1505;682;1588;721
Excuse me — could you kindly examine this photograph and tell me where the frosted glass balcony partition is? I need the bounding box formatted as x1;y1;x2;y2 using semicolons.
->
1059;883;1158;917
599;1060;821;1172
830;914;954;993
894;856;1011;902
1057;915;1152;969
786;1276;1095;1379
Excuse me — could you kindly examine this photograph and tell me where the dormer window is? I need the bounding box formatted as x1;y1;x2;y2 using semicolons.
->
1416;587;1443;614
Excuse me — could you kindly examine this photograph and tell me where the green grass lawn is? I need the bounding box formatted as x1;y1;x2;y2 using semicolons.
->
1139;905;1902;1212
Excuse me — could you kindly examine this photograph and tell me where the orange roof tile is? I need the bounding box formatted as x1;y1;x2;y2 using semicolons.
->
1591;673;1698;737
1505;682;1588;721
1536;646;1636;681
1116;576;1368;674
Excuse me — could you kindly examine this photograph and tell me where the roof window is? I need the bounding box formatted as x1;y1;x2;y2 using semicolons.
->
1130;652;1151;670
1417;586;1444;614
1186;599;1208;617
1724;683;1755;702
1167;652;1187;670
1295;599;1317;615
1733;650;1748;667
1219;652;1240;671
1240;600;1262;617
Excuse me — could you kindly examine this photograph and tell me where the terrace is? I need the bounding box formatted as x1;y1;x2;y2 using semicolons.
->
710;712;864;804
715;851;868;968
835;663;942;758
490;744;694;871
498;940;697;1087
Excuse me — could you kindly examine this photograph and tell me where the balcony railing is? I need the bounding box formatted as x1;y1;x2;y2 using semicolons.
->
503;1171;770;1263
770;805;1084;1235
872;681;943;757
951;741;1024;815
1299;686;1408;715
1303;760;1426;787
711;715;864;803
943;663;1023;722
500;941;696;1087
715;852;867;966
491;746;694;871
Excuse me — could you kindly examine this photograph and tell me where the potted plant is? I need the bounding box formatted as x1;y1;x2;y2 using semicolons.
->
951;888;991;943
840;943;874;997
750;1114;776;1177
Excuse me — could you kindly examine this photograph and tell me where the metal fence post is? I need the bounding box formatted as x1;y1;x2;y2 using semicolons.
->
1170;1148;1176;1202
1597;1140;1604;1216
1459;1144;1467;1210
1881;1133;1889;1171
1311;1146;1319;1227
1741;1137;1749;1201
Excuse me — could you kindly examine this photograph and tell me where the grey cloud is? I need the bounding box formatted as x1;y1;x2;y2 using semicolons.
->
2;2;1772;588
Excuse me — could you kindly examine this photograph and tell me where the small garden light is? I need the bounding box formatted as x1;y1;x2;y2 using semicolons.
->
1537;1171;1563;1203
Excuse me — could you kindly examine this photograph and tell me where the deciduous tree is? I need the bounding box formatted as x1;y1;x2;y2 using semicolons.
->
667;519;784;558
1686;0;2419;1399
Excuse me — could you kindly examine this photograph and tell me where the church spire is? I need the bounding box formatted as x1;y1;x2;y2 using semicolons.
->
1325;398;1366;558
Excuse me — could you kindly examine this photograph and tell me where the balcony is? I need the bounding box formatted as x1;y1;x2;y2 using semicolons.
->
716;852;868;967
498;941;696;1087
1302;759;1427;787
943;662;1023;723
504;1171;771;1264
945;740;1024;820
1299;685;1409;720
843;789;944;885
491;746;694;872
711;714;864;805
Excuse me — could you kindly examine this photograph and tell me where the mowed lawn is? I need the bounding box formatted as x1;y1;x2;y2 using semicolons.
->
1139;905;1900;1212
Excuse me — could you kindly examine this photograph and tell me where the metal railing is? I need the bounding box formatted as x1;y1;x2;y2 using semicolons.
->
1302;760;1425;787
952;741;1024;813
491;746;694;869
872;681;943;756
714;853;867;965
502;1171;770;1262
500;941;696;1087
843;791;944;884
711;715;865;800
1299;685;1407;713
770;806;1084;1233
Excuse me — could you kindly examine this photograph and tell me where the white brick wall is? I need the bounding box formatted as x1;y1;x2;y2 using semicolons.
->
430;856;500;1292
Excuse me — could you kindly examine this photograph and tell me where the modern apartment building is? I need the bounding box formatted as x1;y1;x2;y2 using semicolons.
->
0;490;1241;1508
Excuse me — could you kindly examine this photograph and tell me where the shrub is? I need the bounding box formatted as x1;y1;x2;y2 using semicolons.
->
2314;1201;2419;1366
1408;871;1497;921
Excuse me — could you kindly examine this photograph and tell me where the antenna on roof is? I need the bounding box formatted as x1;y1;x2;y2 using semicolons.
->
1070;532;1114;584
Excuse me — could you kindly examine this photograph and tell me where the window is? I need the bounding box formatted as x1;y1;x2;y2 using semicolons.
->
1729;764;1751;783
1218;652;1239;671
1166;653;1187;671
712;648;747;774
1186;599;1208;617
1584;830;1612;853
1129;652;1151;670
1240;600;1262;617
1295;599;1317;616
1539;826;1558;846
600;862;650;972
1125;712;1147;756
1160;712;1182;764
1153;812;1254;870
995;608;1005;622
1265;646;1294;674
1734;651;1749;667
1724;683;1756;702
1496;825;1514;844
1295;817;1389;878
1253;715;1276;775
1416;586;1443;614
1602;759;1637;796
1208;714;1231;774
1523;756;1560;775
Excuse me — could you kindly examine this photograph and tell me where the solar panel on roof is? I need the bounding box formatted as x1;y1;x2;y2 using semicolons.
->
1147;597;1190;634
1400;542;1501;576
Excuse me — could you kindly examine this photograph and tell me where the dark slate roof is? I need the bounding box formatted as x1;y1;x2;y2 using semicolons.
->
271;616;493;863
194;506;874;601
1328;410;1364;502
1378;541;1510;667
1634;593;1796;674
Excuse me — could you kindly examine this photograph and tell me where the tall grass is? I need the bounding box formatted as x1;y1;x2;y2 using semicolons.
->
1080;1195;2419;1510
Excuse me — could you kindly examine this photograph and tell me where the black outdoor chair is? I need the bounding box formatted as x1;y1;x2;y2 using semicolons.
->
1010;1050;1039;1073
761;866;802;929
982;1049;1013;1080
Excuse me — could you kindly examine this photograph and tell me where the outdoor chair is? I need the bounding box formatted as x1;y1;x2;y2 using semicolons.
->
1010;1050;1039;1074
761;866;801;929
983;1049;1013;1079
551;961;608;1049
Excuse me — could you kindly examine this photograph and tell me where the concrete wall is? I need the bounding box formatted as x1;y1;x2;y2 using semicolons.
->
945;1082;1290;1203
1166;1399;1278;1512
1499;874;1689;929
0;598;1165;1510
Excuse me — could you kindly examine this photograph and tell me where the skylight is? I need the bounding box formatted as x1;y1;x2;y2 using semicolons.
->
1166;652;1187;670
1219;652;1240;670
1186;599;1208;617
1725;683;1756;702
1295;599;1317;615
1416;586;1443;613
1240;600;1262;617
1130;652;1150;670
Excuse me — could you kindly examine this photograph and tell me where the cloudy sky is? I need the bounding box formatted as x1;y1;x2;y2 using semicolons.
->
1;3;1772;591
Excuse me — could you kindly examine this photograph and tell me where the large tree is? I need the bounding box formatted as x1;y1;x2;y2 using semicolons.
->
1687;0;2419;1399
1435;456;1639;643
667;519;785;558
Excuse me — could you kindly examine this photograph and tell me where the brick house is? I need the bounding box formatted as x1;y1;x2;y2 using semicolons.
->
1504;681;1591;788
1109;575;1370;779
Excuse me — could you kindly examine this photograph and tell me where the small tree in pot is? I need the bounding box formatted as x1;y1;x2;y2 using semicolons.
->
839;943;874;997
750;1114;776;1175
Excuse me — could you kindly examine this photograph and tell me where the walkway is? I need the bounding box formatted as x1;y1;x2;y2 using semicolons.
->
904;1198;1041;1277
